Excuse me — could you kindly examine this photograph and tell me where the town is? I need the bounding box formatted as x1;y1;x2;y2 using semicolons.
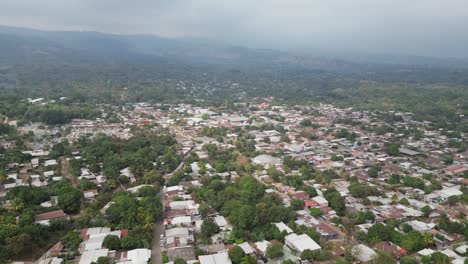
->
0;98;467;264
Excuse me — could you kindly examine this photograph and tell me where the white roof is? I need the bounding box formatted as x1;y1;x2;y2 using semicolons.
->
126;184;152;194
126;248;151;264
83;229;121;251
312;196;328;204
172;216;192;225
452;258;467;264
274;222;293;234
455;245;468;255
437;187;463;198
169;200;198;210
165;185;184;192
352;244;377;262
285;233;321;252
214;216;228;227
238;242;255;255
165;227;190;237
86;227;111;236
79;249;109;264
198;252;232;264
407;220;434;232
252;154;281;166
440;249;458;258
44;171;54;177
45;159;58;166
418;248;435;256
255;240;271;254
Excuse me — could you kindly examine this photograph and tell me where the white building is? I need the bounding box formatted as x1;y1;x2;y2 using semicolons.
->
352;244;377;262
198;252;232;264
285;233;321;253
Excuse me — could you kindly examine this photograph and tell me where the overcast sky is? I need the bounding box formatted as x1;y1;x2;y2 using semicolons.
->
1;0;467;58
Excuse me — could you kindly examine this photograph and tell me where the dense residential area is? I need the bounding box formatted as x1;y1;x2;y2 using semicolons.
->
0;98;466;264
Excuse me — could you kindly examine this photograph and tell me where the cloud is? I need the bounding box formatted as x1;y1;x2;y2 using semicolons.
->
0;0;467;57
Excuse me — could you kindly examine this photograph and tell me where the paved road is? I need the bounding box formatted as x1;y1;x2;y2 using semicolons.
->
151;217;165;264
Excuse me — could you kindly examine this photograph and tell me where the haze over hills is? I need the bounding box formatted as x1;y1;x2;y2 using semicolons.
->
0;25;467;128
1;25;468;71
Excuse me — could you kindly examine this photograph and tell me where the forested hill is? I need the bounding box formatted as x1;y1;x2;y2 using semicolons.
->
0;25;467;130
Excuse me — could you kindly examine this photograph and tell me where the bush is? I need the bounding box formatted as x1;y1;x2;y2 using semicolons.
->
266;241;284;259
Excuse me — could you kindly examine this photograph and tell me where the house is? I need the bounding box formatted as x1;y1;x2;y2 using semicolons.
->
238;242;255;255
165;227;194;248
198;252;232;264
311;196;329;208
213;215;230;230
352;244;377;262
35;210;67;225
81;228;121;252
116;248;151;264
79;249;109;264
399;148;420;156
44;159;59;167
254;240;271;255
285;233;321;253
165;216;192;227
274;222;293;234
374;241;406;257
84;190;99;200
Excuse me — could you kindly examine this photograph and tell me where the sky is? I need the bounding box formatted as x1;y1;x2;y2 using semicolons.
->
0;0;467;58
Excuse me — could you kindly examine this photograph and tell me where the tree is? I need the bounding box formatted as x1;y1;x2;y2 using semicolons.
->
68;159;82;177
241;255;256;264
324;188;345;215
336;128;349;138
421;205;433;218
367;223;389;242
9;198;24;212
429;252;450;264
304;186;317;197
103;235;121;250
310;208;323;217
443;156;454;165
384;143;400;156
399;198;410;206
143;169;164;185
228;246;245;264
400;256;418;264
78;178;97;190
0;169;7;186
174;258;187;264
58;187;82;213
94;257;110;264
62;231;83;252
448;195;460;205
368;167;379;178
266;241;284;259
290;199;305;211
372;251;396;264
119;175;130;184
201;218;220;240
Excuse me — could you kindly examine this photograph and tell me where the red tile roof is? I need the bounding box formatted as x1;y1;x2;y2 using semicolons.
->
35;210;66;221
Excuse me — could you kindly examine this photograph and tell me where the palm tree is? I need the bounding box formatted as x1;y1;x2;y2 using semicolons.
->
137;208;146;222
423;233;434;246
9;199;24;212
144;215;154;232
0;170;7;186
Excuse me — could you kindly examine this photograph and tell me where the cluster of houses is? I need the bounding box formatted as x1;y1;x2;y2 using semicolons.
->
1;99;467;263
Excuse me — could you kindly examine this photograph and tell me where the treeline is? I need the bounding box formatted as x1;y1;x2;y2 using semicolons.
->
24;104;99;125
